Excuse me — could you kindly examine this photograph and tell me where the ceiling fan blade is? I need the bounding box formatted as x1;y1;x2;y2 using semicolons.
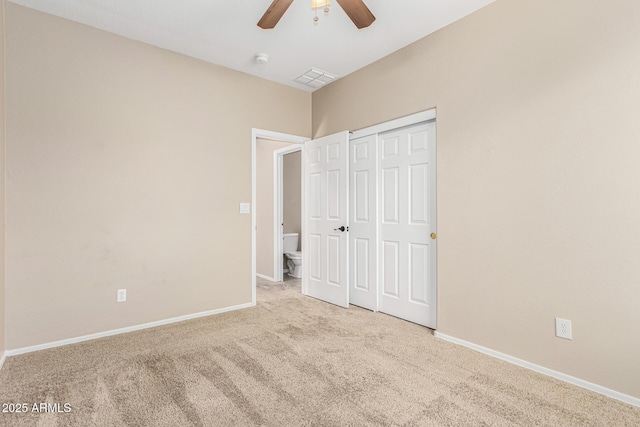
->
257;0;295;29
336;0;376;29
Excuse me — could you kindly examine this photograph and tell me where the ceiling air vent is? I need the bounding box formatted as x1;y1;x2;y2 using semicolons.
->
294;68;337;88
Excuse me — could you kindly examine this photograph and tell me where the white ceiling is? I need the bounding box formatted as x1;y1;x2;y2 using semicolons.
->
9;0;496;92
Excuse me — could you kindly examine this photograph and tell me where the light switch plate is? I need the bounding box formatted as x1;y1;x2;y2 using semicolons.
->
239;203;250;214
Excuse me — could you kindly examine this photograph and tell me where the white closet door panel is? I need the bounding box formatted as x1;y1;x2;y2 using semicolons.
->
409;164;429;225
382;167;399;224
349;135;377;310
379;121;437;328
382;240;399;297
354;171;369;222
409;243;429;305
354;238;370;291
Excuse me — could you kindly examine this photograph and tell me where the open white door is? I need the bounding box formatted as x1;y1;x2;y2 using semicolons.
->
303;131;350;308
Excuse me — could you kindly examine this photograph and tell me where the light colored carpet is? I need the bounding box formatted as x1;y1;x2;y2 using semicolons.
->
0;277;638;426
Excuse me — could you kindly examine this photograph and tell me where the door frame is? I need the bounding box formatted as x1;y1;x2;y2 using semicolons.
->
252;129;309;304
350;109;436;139
273;144;303;282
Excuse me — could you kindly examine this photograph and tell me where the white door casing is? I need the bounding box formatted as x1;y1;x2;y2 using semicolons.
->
303;131;350;308
349;134;378;311
379;121;437;328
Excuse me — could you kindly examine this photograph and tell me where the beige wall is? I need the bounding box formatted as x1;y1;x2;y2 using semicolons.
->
256;138;291;279
313;0;640;399
5;4;311;349
0;0;5;356
283;151;301;246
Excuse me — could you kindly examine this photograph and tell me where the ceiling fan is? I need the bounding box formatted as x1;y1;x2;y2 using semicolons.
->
258;0;375;30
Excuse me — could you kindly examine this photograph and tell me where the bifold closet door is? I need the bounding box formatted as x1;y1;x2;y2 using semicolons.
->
349;134;378;311
379;121;437;328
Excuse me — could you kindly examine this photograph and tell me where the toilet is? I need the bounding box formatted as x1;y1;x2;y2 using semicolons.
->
283;233;302;279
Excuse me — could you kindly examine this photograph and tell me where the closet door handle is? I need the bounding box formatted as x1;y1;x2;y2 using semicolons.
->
333;226;348;232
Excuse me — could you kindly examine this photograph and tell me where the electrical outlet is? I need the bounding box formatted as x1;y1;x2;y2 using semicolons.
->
555;318;572;340
117;289;127;303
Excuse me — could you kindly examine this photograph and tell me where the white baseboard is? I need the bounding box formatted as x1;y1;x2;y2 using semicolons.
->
6;302;255;357
434;332;640;408
0;351;6;371
256;273;276;282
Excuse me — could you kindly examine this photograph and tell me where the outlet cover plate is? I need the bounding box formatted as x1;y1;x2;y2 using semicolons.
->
117;289;127;303
555;318;572;340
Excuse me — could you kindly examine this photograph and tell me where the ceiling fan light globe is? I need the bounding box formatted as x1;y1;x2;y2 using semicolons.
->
311;0;330;9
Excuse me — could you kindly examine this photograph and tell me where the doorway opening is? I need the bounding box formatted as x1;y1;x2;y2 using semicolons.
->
251;129;308;305
274;145;303;282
